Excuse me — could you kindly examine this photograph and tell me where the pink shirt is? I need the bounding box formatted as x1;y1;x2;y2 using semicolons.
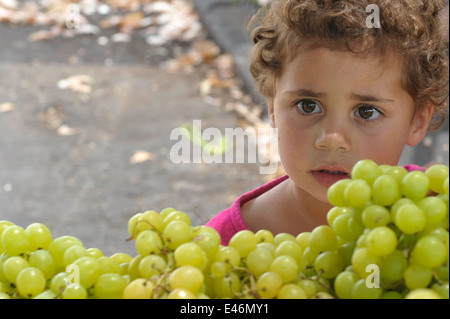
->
205;164;424;245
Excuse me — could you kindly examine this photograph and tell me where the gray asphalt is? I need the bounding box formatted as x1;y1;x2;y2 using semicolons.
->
0;20;269;256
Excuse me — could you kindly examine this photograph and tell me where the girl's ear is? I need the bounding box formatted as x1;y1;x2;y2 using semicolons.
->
406;103;434;147
268;99;276;128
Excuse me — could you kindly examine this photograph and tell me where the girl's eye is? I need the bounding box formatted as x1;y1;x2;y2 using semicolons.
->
296;99;322;114
355;105;382;121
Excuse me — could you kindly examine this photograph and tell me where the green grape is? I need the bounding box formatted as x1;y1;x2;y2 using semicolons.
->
444;177;449;196
380;291;403;299
16;267;46;298
394;204;426;235
210;261;227;278
257;242;276;255
63;245;87;267
274;240;303;264
327;207;351;228
110;252;133;265
163;210;192;228
314;251;344;279
405;288;442;299
86;248;103;259
362;205;391;229
273;233;297;246
94;273;128;299
344;179;372;208
277;283;307;299
334;271;360;299
163;221;193;250
128;255;144;281
327;179;351;207
97;256;121;274
351;159;382;185
332;213;358;241
127;213;141;239
296;232;311;251
135;230;163;256
28;249;56;280
366;226;398;257
159;207;178;220
410;235;446;269
351;278;382;299
401;171;430;201
302;246;319;265
425;164;449;194
25;223;53;251
337;241;356;268
404;264;433;289
434;262;449;281
48;236;84;269
379;250;408;284
372;175;401;206
229;230;257;258
390;198;415;224
212;272;240;298
192;230;221;259
432;281;449;299
174;242;208;271
417;196;447;226
73;256;101;289
384;165;408;185
167;288;197;299
270;255;298;283
296;278;317;298
139;254;167;279
246;247;274;278
214;246;241;268
62;284;87;299
1;225;30;256
136;210;164;233
0;221;14;245
347;216;365;239
255;229;274;243
3;256;30;285
308;225;338;253
351;247;381;279
256;271;283;299
123;278;154;299
169;265;204;293
50;271;68;294
33;289;58;299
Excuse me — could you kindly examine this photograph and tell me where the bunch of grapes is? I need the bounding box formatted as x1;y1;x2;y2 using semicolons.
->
0;160;448;299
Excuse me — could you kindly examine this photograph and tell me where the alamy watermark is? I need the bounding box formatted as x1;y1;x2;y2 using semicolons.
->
169;120;279;175
366;4;381;29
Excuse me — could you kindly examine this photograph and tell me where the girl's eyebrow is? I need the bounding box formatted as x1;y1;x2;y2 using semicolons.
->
284;89;394;103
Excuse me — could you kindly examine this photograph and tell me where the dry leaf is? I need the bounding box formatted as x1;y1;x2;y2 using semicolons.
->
0;102;14;113
57;124;80;136
57;74;94;94
130;150;154;164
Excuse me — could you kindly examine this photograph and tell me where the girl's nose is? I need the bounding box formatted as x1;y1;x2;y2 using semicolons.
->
314;122;351;152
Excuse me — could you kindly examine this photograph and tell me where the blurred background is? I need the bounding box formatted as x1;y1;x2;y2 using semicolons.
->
0;0;448;256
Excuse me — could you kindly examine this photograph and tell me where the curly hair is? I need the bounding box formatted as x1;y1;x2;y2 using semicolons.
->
249;0;449;130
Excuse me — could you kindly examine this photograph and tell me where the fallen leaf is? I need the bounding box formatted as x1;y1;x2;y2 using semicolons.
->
130;150;154;164
0;102;14;113
57;124;80;136
57;74;94;94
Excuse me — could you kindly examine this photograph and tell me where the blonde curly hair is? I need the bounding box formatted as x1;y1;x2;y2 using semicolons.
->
249;0;449;130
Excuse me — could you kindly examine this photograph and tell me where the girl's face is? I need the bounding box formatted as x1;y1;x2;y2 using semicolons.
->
269;47;432;204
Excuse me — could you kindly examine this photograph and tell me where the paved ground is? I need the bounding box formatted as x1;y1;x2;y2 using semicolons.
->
0;18;270;256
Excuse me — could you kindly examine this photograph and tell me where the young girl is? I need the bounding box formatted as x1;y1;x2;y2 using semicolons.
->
206;0;449;245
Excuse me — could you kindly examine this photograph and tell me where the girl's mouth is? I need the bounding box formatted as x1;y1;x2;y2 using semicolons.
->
311;168;350;187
